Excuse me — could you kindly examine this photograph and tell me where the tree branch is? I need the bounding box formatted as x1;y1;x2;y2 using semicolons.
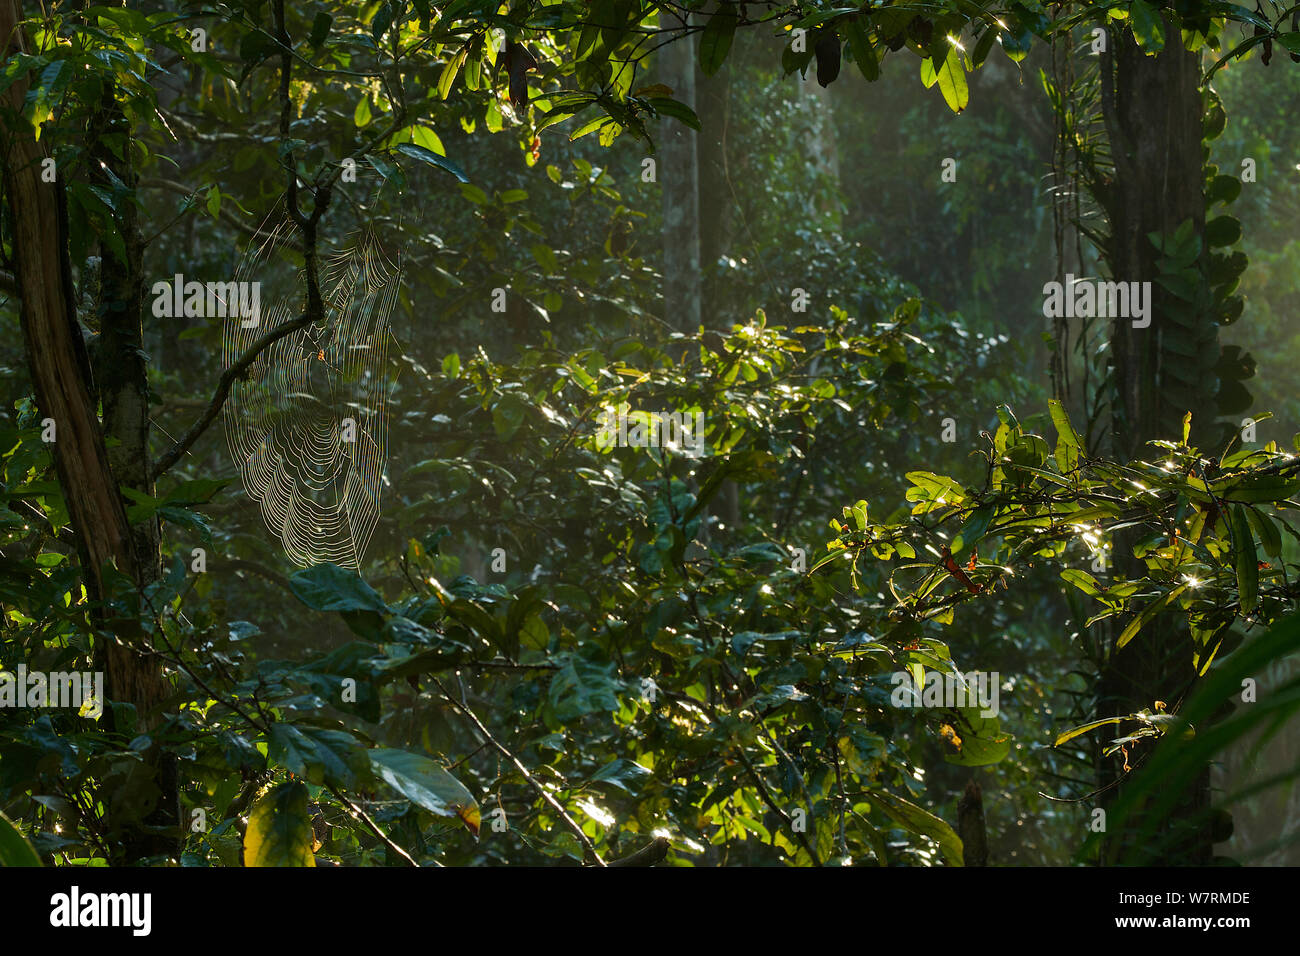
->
430;677;607;867
138;177;301;249
150;309;315;479
153;1;335;481
326;783;420;867
607;836;670;867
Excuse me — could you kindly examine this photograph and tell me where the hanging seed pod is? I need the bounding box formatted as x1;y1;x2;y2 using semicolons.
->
503;40;538;111
815;30;842;87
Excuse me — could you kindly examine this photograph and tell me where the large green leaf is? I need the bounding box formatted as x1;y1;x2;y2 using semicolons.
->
395;142;470;183
944;708;1011;767
289;563;389;613
698;10;737;75
934;46;968;113
1061;569;1102;596
844;16;879;81
368;749;480;833
1128;0;1166;52
863;789;964;866
268;724;370;789
646;96;700;130
904;471;966;504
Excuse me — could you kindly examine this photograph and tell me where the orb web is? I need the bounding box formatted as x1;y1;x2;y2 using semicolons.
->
223;222;399;569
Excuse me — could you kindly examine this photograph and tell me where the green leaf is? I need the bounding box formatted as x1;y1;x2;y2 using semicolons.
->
1054;716;1126;747
862;789;964;866
944;709;1011;767
919;55;938;89
370;2;393;43
953;503;995;553
1129;0;1165;52
368;749;480;833
1117;585;1187;650
1061;569;1101;596
309;12;332;47
0;811;41;867
647;96;700;130
491;393;527;440
810;548;849;573
411;124;445;156
1048;398;1082;473
845;16;879;81
1205;215;1241;248
1192;472;1300;504
25;59;69;136
972;24;998;68
395;142;469;182
905;471;966;505
549;655;621;721
934;46;968;113
1245;507;1281;558
1230;505;1258;613
438;45;468;100
289;564;389;613
588;758;652;793
699;10;737;75
244;781;316;867
1206;174;1241;206
267;724;369;788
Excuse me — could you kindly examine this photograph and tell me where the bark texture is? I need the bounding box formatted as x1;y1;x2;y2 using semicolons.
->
1094;20;1215;865
1;0;177;862
659;12;702;333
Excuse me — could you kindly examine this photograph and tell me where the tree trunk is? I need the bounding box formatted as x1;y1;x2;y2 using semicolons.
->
87;33;180;862
1101;25;1216;457
696;53;734;324
88;76;161;584
1;0;177;863
694;48;740;531
659;12;702;334
1094;19;1215;865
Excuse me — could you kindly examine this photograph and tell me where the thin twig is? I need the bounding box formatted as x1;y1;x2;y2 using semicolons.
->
430;676;606;866
326;784;420;867
150;308;316;478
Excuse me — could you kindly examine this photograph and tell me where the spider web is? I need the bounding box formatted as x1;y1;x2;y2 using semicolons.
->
223;221;399;569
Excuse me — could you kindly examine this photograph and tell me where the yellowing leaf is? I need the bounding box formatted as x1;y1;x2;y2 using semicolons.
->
244;781;316;867
456;804;481;836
